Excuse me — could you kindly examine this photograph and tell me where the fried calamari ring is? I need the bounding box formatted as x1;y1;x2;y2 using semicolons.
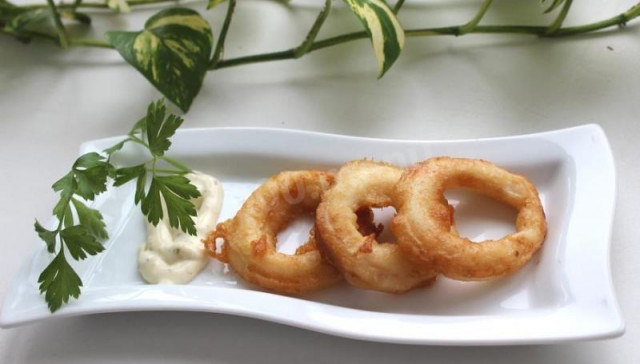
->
204;171;341;294
315;160;437;293
392;157;546;281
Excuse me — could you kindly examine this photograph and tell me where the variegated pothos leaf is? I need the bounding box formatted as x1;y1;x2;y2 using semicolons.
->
106;8;214;111
343;0;404;77
0;0;50;33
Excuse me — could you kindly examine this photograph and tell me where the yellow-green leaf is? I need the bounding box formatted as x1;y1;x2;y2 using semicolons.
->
106;8;214;111
343;0;404;77
107;0;130;13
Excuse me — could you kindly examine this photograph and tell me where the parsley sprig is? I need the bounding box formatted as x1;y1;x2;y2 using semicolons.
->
35;99;200;312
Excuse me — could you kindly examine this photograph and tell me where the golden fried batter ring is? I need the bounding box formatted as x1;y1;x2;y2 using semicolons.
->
315;160;437;293
205;171;342;294
392;157;547;281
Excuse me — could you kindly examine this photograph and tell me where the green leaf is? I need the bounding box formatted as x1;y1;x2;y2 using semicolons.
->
128;116;147;136
52;195;71;221
141;177;163;226
71;198;108;240
141;175;200;235
35;220;57;253
145;100;184;157
107;0;130;13
207;0;227;9
72;152;110;200
74;152;106;169
106;8;214;111
60;225;105;260
135;168;147;205
113;163;147;204
104;140;127;155
62;204;74;228
52;171;76;198
4;8;49;32
343;0;404;77
38;251;82;312
114;163;146;187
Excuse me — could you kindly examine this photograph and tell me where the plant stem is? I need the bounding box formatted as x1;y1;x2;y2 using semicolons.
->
147;168;189;174
212;5;640;70
209;0;236;67
46;0;69;48
5;1;640;71
458;0;493;35
545;0;573;35
160;156;191;173
70;38;114;48
22;0;177;10
293;0;332;58
393;0;404;14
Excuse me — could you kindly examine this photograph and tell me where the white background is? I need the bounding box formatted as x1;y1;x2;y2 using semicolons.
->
1;0;639;362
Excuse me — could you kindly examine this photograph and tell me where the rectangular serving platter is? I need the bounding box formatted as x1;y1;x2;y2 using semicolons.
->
0;125;623;345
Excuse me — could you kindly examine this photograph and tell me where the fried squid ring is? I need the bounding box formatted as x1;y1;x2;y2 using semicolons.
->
392;157;547;281
315;160;437;293
205;171;341;295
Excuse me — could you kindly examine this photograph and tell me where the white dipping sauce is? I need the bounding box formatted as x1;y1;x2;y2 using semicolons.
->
138;172;224;284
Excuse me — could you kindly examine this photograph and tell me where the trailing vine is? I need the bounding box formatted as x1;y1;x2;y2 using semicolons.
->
2;0;639;111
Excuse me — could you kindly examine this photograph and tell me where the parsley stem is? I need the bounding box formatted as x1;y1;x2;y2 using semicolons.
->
160;156;191;173
147;168;189;174
128;135;150;149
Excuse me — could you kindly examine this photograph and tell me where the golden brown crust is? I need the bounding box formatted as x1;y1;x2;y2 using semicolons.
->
315;160;437;293
392;157;547;281
205;171;342;295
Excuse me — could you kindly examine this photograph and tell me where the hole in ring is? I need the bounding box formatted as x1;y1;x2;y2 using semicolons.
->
275;214;316;254
356;206;398;244
445;189;518;242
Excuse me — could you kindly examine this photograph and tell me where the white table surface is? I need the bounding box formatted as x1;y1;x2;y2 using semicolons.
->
1;0;639;362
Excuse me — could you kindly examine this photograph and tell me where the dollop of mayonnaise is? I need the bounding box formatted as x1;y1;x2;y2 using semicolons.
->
138;172;223;284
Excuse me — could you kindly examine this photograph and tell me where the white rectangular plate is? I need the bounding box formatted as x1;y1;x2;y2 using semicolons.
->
1;125;623;345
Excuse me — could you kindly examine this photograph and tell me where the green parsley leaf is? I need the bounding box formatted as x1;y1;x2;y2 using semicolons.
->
114;164;147;204
135;169;147;205
72;153;110;200
36;99;197;313
52;195;71;222
128;116;146;136
62;204;74;228
60;225;105;260
113;164;146;187
141;178;163;226
145;100;184;157
34;220;57;253
141;175;200;235
38;251;82;312
71;198;109;240
52;171;76;198
104;139;127;155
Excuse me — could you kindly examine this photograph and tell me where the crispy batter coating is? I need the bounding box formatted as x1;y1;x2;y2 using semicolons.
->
205;171;342;294
315;160;437;293
392;157;547;281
